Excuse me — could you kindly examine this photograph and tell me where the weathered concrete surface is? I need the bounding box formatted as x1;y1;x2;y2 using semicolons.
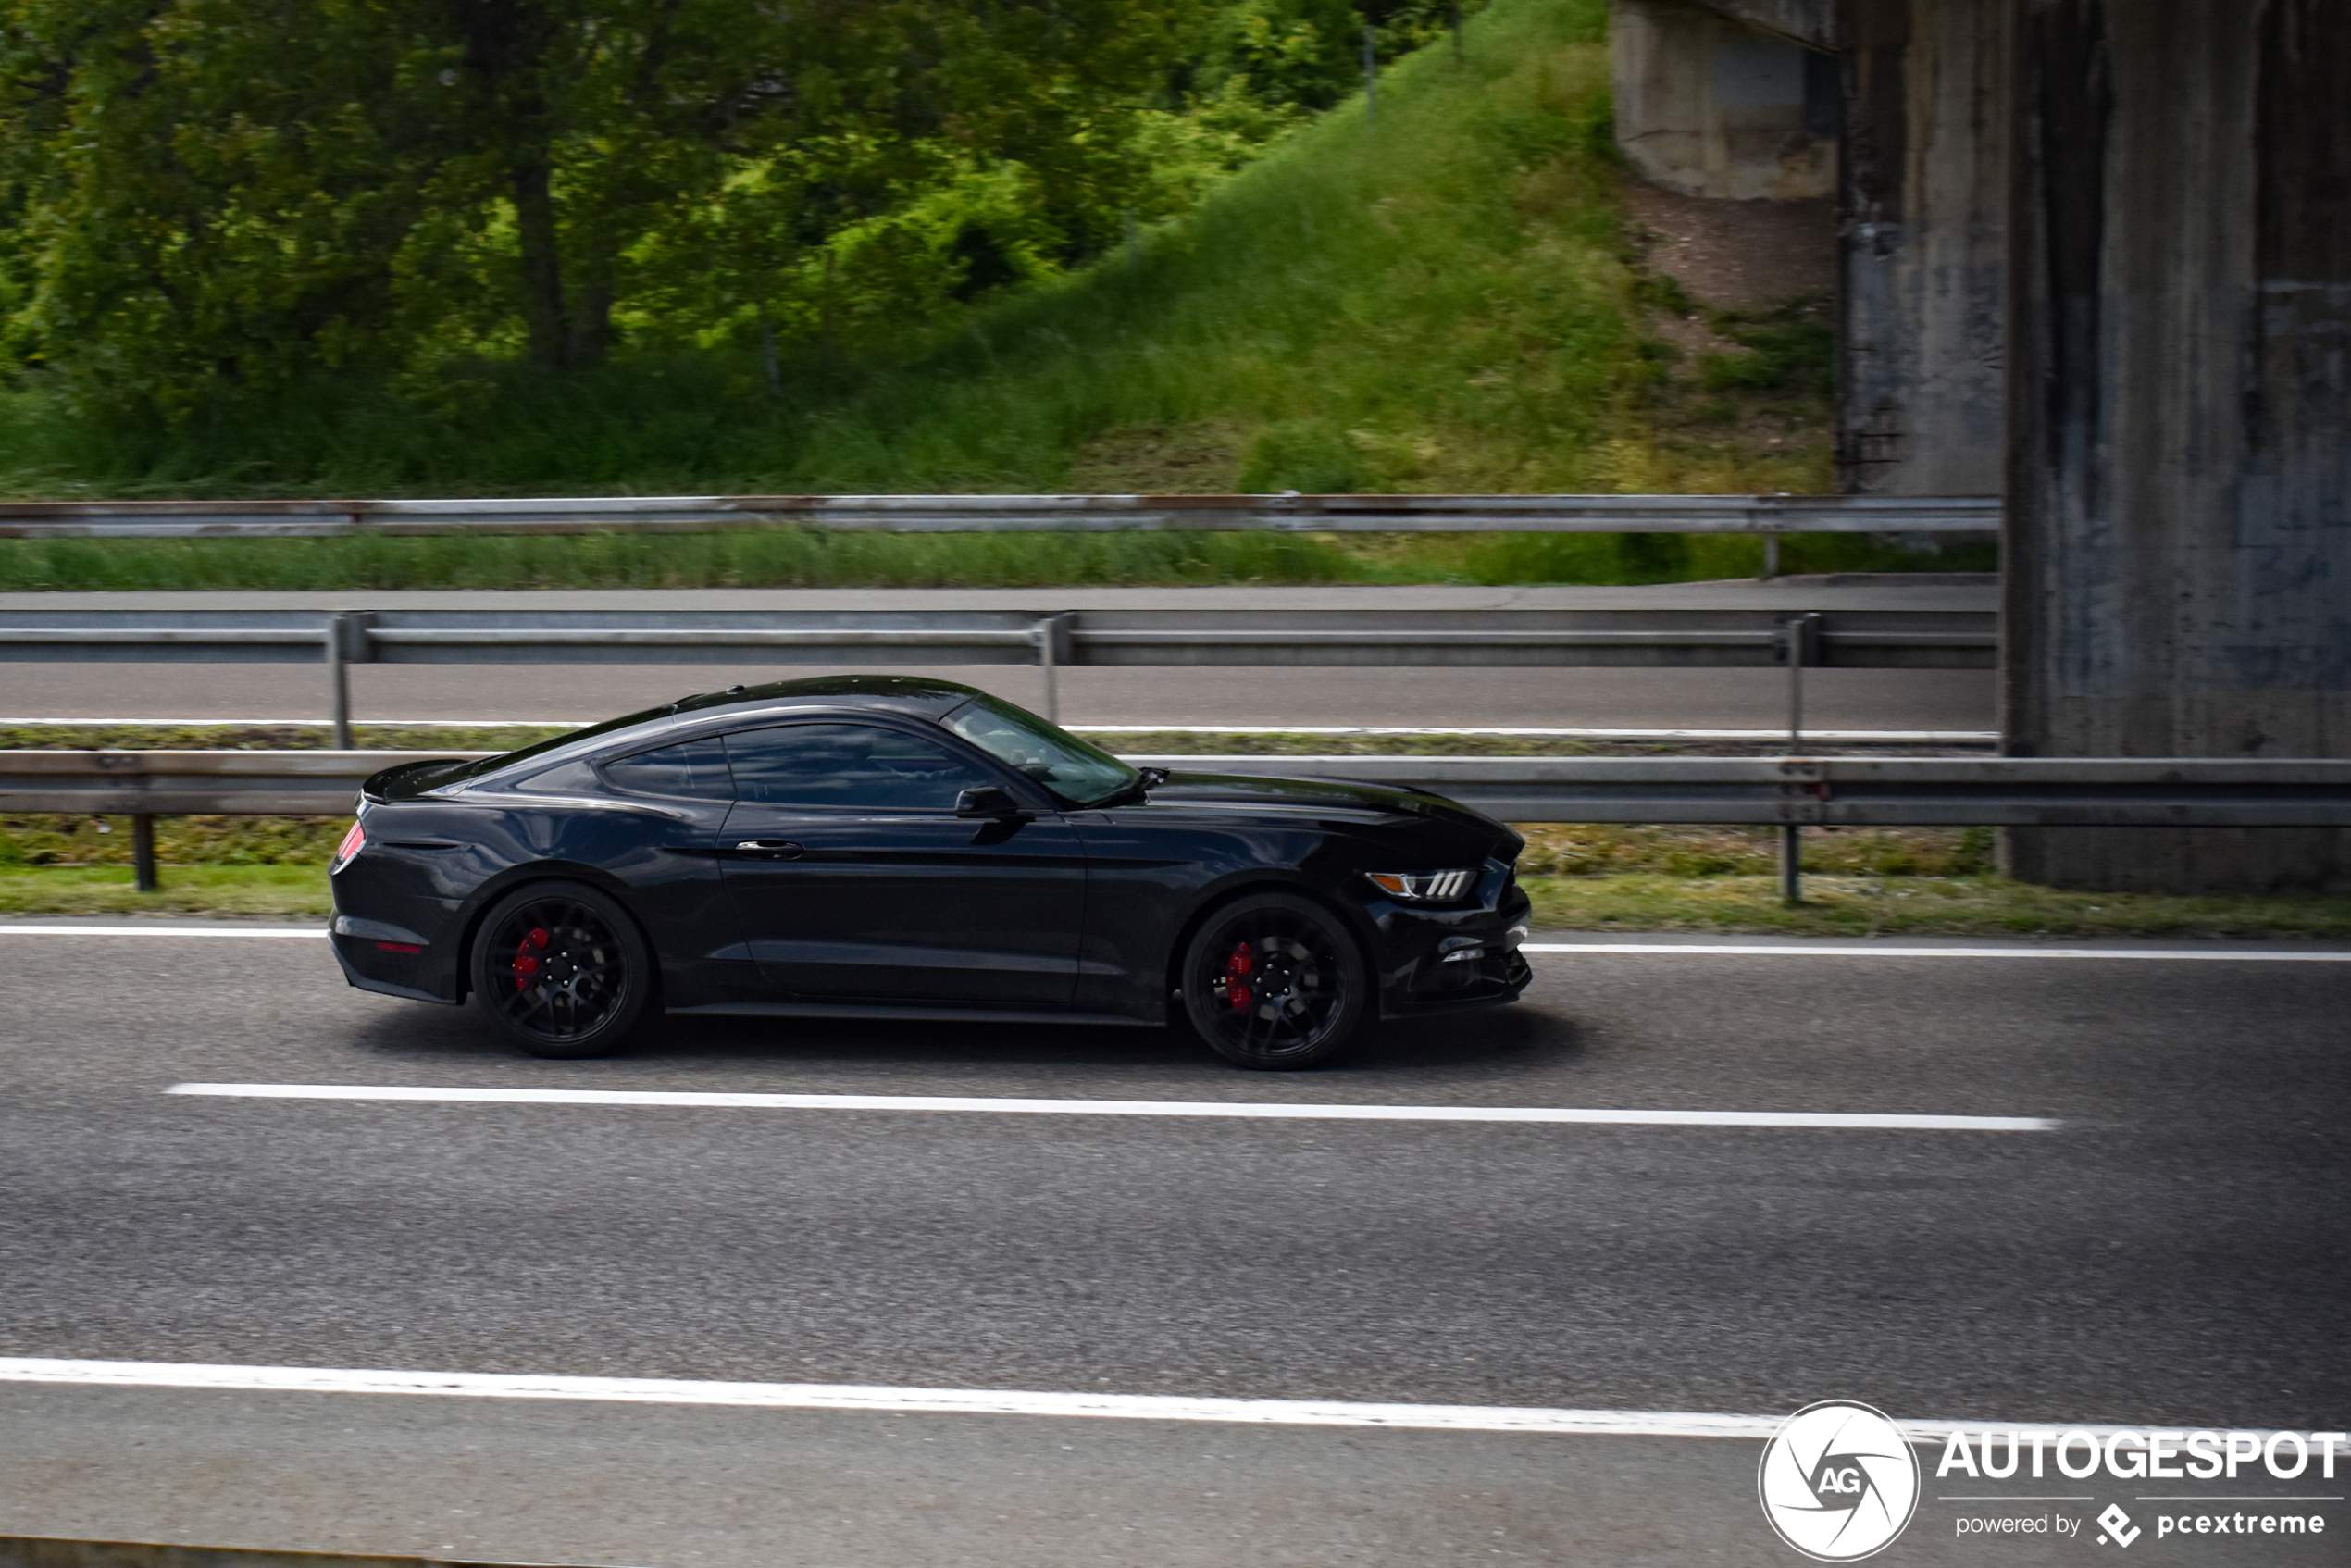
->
2004;0;2351;891
1610;0;1839;201
1698;0;1837;51
1613;2;2008;498
1836;0;2009;497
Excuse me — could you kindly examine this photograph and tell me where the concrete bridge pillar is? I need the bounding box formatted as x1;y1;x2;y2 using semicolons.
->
1611;1;2010;499
2003;0;2351;891
1835;0;2009;496
1611;0;1840;202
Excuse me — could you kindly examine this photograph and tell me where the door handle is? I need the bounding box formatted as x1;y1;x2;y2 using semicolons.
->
733;840;804;859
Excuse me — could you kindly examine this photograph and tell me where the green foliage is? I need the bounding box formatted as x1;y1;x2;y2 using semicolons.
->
0;0;1642;497
1698;298;1835;397
1517;873;2351;940
1238;419;1366;492
0;526;1988;591
0;863;335;916
0;0;1195;408
0;814;344;866
1515;824;1998;880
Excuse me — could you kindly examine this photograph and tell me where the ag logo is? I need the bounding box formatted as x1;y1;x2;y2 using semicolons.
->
1758;1400;1921;1561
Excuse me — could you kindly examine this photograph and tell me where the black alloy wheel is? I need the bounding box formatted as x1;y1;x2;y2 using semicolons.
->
470;880;655;1059
1180;891;1367;1069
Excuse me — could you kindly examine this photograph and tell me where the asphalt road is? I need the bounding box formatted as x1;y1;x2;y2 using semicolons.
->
1;928;2344;1566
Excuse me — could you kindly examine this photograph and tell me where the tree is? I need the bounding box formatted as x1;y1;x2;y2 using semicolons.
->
0;0;1184;407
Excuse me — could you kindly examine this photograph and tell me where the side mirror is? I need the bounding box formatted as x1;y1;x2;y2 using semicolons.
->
955;785;1027;819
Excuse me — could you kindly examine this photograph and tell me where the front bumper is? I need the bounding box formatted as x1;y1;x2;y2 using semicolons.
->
1369;860;1535;1019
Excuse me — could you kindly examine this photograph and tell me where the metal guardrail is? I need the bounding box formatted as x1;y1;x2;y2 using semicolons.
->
12;747;2338;902
0;604;1998;748
9;751;2346;828
0;606;1995;666
0;492;2000;540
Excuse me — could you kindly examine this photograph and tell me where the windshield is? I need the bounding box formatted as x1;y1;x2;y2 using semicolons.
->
943;695;1138;807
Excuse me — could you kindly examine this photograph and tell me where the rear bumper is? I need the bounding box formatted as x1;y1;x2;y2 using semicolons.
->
329;912;460;1004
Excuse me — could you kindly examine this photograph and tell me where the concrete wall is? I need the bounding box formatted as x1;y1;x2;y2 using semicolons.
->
1835;0;2009;497
1701;0;1838;50
1614;0;2007;497
1611;0;1839;202
2003;0;2351;891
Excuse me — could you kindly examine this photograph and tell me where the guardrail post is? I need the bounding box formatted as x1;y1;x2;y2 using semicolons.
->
1777;613;1821;751
1762;535;1781;579
325;613;353;749
323;610;375;748
131;813;157;892
1034;613;1076;723
1775;615;1821;905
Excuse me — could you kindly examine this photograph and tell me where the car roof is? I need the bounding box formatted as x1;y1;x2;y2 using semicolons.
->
670;673;988;722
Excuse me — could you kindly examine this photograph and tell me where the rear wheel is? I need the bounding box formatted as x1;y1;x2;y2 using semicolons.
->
470;880;655;1059
1180;891;1367;1069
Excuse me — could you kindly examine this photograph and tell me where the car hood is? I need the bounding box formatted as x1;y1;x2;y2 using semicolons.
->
1147;768;1523;852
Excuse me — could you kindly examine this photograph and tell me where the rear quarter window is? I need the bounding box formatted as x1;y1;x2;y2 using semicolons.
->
602;737;735;799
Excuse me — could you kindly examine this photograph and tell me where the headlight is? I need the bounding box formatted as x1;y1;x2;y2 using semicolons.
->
1365;868;1475;902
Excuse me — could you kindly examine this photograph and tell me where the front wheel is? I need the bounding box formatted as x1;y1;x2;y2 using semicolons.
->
1180;891;1368;1069
470;880;656;1059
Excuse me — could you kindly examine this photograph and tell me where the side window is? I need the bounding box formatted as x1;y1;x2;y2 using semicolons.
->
602;736;734;800
723;723;996;811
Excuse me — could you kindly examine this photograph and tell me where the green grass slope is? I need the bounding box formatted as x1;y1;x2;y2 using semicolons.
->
0;0;1833;504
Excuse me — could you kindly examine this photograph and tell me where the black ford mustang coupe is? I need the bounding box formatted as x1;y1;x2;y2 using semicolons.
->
330;676;1531;1068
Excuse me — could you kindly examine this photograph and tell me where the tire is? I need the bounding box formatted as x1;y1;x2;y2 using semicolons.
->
1180;891;1368;1070
469;879;657;1059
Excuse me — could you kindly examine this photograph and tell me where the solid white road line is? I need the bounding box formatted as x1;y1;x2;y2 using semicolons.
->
166;1083;2056;1131
0;924;326;939
1524;942;2351;962
0;1356;2109;1444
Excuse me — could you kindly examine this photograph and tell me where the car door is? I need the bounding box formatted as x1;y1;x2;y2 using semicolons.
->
716;720;1088;1004
580;733;751;1004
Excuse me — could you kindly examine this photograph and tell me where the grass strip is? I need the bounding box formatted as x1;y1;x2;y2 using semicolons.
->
0;865;331;918
0;529;1987;592
1521;875;2351;941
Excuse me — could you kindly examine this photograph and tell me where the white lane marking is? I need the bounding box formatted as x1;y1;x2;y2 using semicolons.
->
1524;942;2351;962
0;1356;2117;1444
167;1084;2055;1132
0;924;326;939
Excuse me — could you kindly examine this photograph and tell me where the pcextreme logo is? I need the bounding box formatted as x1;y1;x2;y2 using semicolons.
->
1759;1400;1923;1561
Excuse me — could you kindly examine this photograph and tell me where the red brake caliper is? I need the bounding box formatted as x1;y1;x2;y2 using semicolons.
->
512;926;549;989
1225;941;1254;1013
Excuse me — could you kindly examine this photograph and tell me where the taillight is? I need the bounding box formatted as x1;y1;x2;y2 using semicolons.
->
330;820;366;873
